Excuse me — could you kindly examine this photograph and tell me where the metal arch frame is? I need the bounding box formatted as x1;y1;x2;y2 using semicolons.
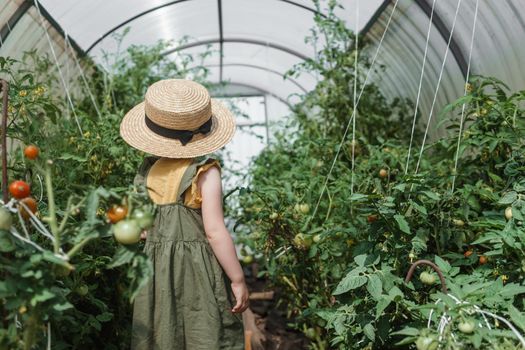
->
85;0;323;55
162;38;310;61
360;0;468;79
0;0;31;46
217;0;224;82
0;0;84;54
214;82;292;108
201;63;308;93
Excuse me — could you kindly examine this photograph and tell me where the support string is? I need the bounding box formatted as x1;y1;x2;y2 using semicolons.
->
405;0;438;174
414;0;463;175
33;0;83;136
65;33;102;119
311;0;400;221
350;0;359;196
451;0;479;192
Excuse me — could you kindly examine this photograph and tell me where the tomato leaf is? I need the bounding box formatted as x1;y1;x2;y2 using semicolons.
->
498;191;517;205
333;271;367;295
394;215;410;234
367;274;382;300
363;323;375;341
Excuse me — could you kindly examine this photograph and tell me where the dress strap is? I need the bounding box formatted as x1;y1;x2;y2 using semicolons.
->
133;156;159;188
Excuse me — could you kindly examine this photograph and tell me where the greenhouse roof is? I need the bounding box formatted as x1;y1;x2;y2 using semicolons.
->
0;0;524;135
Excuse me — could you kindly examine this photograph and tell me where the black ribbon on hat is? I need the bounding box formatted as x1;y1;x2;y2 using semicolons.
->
145;114;213;146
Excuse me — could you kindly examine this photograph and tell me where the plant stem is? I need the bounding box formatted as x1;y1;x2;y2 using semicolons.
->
58;197;85;234
66;236;93;258
44;161;60;253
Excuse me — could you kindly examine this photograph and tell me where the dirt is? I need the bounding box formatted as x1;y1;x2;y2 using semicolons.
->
244;264;309;350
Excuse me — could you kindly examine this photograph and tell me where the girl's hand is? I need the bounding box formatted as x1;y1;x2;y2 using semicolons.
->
231;281;249;313
140;230;148;240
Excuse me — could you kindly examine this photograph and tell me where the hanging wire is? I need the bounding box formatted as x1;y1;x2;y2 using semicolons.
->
65;33;102;119
64;30;71;119
451;0;480;193
350;0;359;196
311;0;400;221
47;322;52;350
33;0;83;136
404;0;438;174
414;0;463;175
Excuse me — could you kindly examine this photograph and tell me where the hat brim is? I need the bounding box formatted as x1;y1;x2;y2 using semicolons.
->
120;99;236;158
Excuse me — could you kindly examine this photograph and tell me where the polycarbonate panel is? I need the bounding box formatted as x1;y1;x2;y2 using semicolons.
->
0;7;76;73
89;1;219;63
364;0;464;140
165;43;221;83
289;0;384;31
221;65;303;105
265;94;292;125
39;0;195;50
0;0;20;44
222;0;318;59
434;0;525;92
222;42;317;93
219;96;267;188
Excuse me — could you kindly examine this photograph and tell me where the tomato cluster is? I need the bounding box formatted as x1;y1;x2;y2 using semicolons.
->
7;180;38;222
107;204;154;245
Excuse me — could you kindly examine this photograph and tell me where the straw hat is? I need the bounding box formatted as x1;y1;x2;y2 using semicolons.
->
120;79;236;158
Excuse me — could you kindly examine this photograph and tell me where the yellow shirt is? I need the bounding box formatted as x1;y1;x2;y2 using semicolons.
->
146;158;220;208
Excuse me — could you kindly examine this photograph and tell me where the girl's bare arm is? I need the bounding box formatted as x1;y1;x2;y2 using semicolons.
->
199;166;249;313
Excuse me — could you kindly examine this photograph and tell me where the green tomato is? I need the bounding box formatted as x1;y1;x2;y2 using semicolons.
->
419;271;436;285
299;204;310;214
304;327;317;340
453;219;465;227
113;219;141;245
242;255;254;264
269;212;279;220
76;284;89;296
458;320;475;334
54;265;72;278
132;209;154;229
0;207;13;231
293;233;312;249
416;335;438;350
313;234;322;243
505;207;513;220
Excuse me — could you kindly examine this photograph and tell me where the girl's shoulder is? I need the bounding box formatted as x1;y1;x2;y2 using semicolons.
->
182;156;222;208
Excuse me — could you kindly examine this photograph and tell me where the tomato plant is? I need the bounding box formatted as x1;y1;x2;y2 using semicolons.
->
231;2;525;348
0;37;209;349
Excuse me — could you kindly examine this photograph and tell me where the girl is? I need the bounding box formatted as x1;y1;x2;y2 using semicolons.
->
119;79;248;349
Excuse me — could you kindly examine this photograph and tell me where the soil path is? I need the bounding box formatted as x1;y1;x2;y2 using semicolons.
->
244;264;309;350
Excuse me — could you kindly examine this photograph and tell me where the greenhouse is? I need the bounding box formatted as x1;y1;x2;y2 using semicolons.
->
0;0;524;349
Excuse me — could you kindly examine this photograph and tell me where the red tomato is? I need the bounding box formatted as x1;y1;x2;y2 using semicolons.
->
106;205;128;224
24;145;39;160
19;197;37;220
9;180;30;199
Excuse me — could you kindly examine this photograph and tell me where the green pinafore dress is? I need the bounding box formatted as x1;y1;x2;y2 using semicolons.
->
131;156;245;350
